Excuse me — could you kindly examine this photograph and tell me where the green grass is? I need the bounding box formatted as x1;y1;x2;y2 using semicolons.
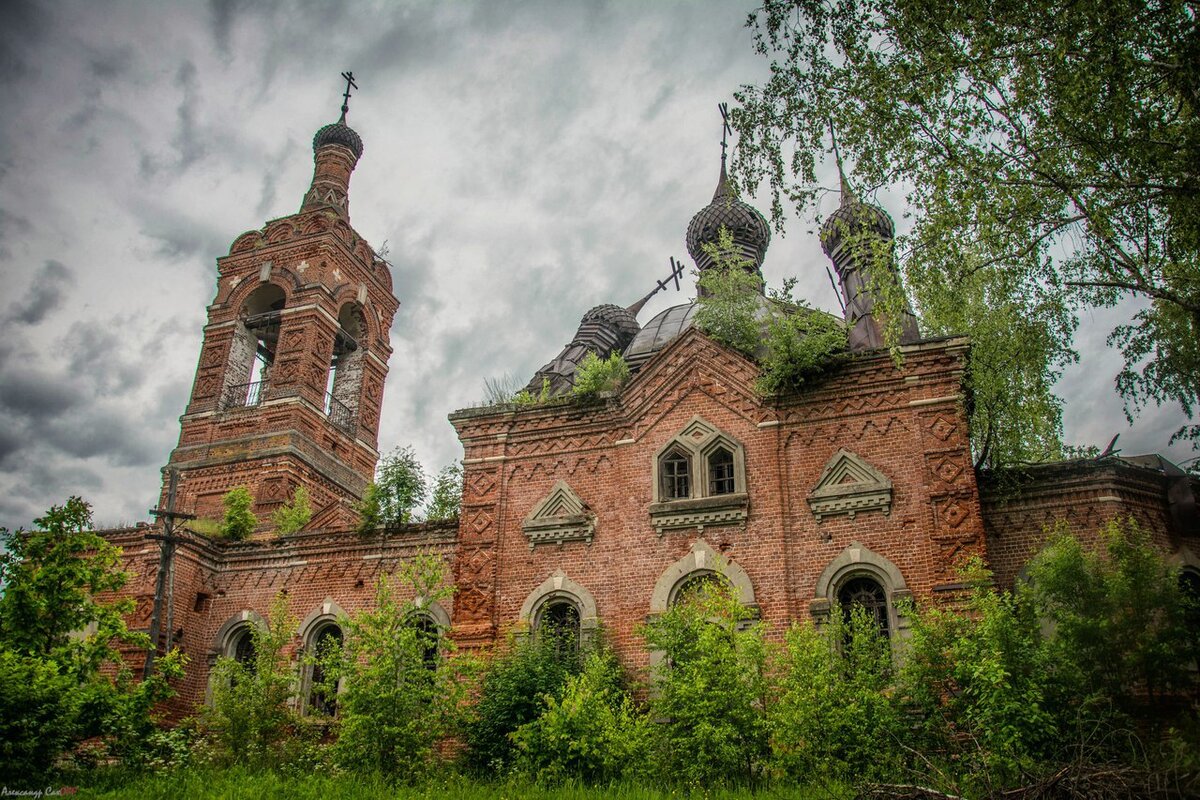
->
72;767;848;800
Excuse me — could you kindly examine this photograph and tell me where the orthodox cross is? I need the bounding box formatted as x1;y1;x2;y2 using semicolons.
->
339;70;358;122
143;469;195;679
718;102;731;168
628;257;687;316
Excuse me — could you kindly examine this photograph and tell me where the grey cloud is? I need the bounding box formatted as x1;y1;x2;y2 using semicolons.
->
0;208;33;261
0;368;83;417
4;259;72;324
172;61;206;170
62;319;146;394
88;46;133;79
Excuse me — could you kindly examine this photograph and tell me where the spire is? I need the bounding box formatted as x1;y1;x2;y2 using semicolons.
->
302;72;364;217
829;120;857;207
685;103;771;286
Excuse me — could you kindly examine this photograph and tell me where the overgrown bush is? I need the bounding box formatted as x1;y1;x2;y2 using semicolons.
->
572;352;630;399
642;575;769;789
694;226;764;357
271;486;312;535
512;645;651;785
356;445;428;533
219;486;257;540
204;593;297;769
463;629;584;776
425;463;463;521
325;555;466;781
757;280;847;394
0;497;183;785
770;609;904;784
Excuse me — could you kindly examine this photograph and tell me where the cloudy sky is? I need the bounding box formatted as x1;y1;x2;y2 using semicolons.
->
0;0;1191;530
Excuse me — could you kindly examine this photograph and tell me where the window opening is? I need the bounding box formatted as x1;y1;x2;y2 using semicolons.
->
538;600;581;658
412;615;440;670
308;624;343;716
708;448;735;495
232;627;257;675
837;576;890;636
661;449;691;500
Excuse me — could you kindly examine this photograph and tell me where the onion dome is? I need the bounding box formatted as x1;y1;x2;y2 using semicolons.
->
313;120;364;161
820;173;894;255
685;161;771;273
524;304;643;397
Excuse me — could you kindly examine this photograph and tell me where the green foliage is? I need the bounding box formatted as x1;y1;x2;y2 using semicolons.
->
326;555;466;780
512;646;651;785
463;631;584;776
901;561;1059;790
356;445;428;533
642;575;769;788
271;486;311;535
911;251;1072;467
770;610;903;784
514;377;553;406
735;0;1199;452
0;497;183;785
204;592;297;769
758;279;848;394
1026;517;1199;715
572;351;631;399
219;486;257;540
694;226;764;357
425;463;464;521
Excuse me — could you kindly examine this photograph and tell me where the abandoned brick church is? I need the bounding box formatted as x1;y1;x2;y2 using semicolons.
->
99;100;1200;714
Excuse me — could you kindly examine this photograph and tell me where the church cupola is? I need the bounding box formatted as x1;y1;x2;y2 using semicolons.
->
685;104;771;294
302;72;364;218
820;167;920;350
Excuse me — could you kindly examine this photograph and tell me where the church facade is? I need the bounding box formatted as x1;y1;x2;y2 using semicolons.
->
99;101;1200;715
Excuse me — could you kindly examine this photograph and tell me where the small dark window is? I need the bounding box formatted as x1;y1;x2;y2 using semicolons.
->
412;615;440;669
708;448;735;495
661;450;691;500
308;624;343;716
539;601;581;657
232;627;257;674
672;571;727;608
837;576;890;636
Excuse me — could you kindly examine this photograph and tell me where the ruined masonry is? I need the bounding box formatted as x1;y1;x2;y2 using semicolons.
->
98;101;1200;716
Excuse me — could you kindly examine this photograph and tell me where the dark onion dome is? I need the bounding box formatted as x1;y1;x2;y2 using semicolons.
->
819;177;894;254
524;304;642;397
685;163;771;272
313;120;364;161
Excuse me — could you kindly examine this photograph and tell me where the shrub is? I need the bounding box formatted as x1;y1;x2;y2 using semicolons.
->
512;646;650;785
204;593;297;768
1027;517;1199;722
218;487;257;540
770;610;904;784
271;486;312;535
901;561;1057;791
425;463;463;521
514;377;553;406
356;446;428;533
0;497;183;785
757;298;847;394
572;352;630;399
463;630;583;776
642;575;769;788
326;555;466;781
694;226;764;357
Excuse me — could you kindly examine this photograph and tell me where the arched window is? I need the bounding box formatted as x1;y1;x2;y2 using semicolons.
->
660;448;692;500
537;599;581;657
231;626;257;673
325;302;366;434
708;447;735;495
670;571;728;608
222;284;285;409
411;614;440;669
307;623;343;716
837;575;890;636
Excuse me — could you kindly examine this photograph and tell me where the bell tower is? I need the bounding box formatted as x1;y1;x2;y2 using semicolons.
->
163;78;399;533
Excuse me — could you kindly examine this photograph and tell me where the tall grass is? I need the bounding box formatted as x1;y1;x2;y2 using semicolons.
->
73;767;847;799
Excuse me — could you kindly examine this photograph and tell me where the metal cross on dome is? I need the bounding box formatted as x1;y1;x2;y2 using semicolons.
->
718;102;731;166
339;70;358;122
